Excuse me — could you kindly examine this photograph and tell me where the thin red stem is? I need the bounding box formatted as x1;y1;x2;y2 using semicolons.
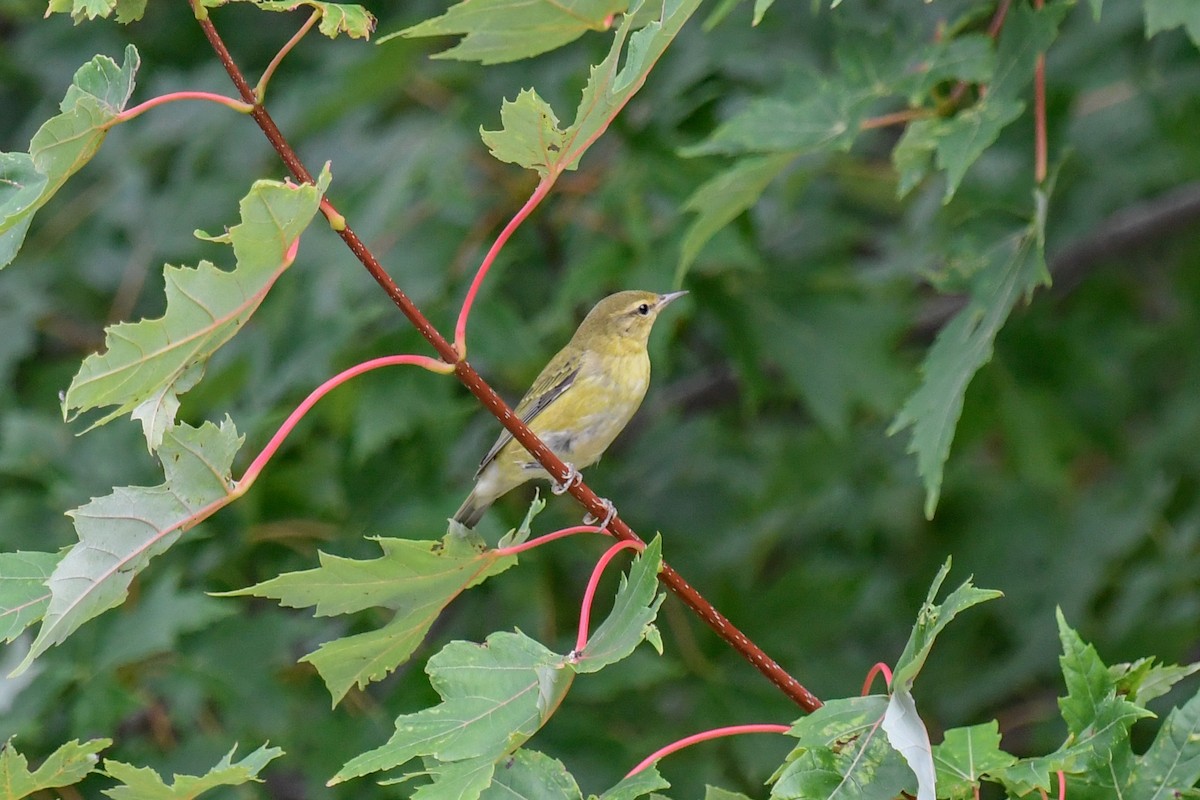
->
492;524;606;557
1057;770;1066;800
110;91;253;125
256;8;321;103
626;724;791;777
861;662;894;696
454;177;554;357
574;539;644;654
197;7;823;714
237;353;451;490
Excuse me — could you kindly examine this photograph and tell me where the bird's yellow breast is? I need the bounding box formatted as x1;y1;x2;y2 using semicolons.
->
498;349;650;476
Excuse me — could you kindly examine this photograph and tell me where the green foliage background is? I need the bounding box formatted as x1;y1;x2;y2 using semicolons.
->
2;0;1199;797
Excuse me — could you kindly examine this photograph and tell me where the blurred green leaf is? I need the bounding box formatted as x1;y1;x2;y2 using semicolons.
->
893;97;1024;202
676;153;794;285
683;90;872;158
1144;0;1200;47
64;168;330;451
890;190;1050;518
13;419;243;675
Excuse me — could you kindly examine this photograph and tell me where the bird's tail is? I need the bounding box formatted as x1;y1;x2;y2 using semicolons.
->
451;489;489;529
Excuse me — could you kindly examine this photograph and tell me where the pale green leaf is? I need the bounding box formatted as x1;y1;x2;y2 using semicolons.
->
330;631;574;784
889;190;1050;518
704;788;753;800
772;695;914;800
222;530;516;704
101;743;282;800
574;536;663;673
477;0;700;176
240;1;376;39
479;89;568;179
63;168;330;451
0;46;138;269
0;551;62;643
0;738;110;800
597;766;669;800
1145;0;1200;48
931;722;1016;799
676;153;795;285
12;419;243;675
881;689;935;800
478;750;582;800
388;0;628;64
114;0;149;22
892;559;1003;689
405;756;497;797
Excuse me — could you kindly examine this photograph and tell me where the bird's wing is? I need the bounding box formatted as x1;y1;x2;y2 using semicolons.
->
474;354;582;479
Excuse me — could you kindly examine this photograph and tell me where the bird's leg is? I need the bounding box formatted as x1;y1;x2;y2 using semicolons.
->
582;498;617;530
551;463;581;495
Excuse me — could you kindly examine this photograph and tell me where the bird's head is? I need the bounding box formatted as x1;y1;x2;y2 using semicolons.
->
574;290;688;350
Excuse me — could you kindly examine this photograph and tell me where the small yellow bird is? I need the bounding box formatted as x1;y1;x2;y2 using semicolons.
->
453;290;687;528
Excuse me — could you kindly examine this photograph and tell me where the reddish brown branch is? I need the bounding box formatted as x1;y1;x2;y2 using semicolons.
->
194;9;822;713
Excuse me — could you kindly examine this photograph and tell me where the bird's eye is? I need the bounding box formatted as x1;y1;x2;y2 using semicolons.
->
636;303;651;315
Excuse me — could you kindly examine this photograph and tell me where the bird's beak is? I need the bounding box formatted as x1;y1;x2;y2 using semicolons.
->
656;290;688;309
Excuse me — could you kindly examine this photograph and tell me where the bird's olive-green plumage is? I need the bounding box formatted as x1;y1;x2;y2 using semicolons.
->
453;290;686;528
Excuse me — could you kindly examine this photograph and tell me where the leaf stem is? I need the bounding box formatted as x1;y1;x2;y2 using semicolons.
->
109;91;254;126
256;8;321;104
197;8;823;714
236;354;452;491
860;108;931;130
454;176;555;358
492;524;606;557
625;724;791;777
574;539;644;656
861;662;894;695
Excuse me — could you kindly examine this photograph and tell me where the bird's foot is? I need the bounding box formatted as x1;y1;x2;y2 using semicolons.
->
551;463;581;495
583;498;617;530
